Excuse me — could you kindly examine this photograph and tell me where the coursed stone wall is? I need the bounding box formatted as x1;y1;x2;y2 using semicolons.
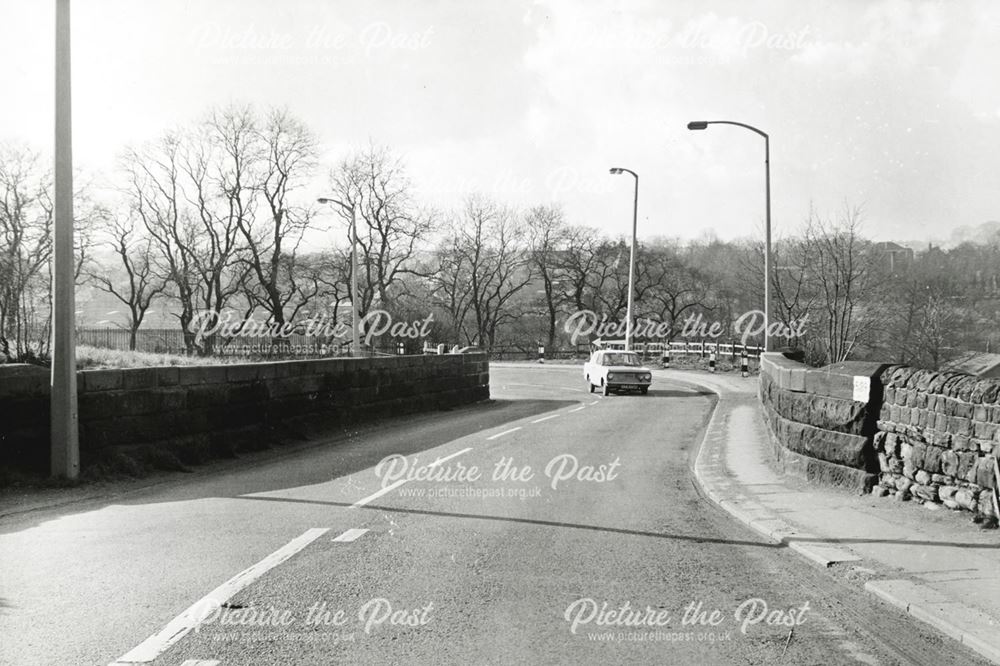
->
0;354;490;478
759;353;887;492
874;366;999;516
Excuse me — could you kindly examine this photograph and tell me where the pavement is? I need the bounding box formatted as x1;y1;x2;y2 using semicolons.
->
667;368;1000;665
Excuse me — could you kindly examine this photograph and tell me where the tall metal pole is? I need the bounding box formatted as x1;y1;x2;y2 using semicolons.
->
350;205;360;356
52;0;79;479
625;174;638;352
610;167;639;352
763;135;772;352
687;120;772;351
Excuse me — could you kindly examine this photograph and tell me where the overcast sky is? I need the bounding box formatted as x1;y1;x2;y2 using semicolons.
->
3;0;999;245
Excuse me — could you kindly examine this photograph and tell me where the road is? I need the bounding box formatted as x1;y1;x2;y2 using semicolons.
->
0;364;988;665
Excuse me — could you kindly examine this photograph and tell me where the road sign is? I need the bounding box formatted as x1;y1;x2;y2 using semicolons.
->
853;376;871;402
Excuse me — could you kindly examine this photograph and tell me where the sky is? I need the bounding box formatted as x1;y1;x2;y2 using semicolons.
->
3;0;1000;246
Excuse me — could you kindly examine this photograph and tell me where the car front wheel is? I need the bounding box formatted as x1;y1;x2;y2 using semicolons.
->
602;381;610;397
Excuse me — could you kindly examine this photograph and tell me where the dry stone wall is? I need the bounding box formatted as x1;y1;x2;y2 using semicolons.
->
875;366;999;516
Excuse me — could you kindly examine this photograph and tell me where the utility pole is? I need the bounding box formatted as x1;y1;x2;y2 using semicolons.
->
52;0;79;479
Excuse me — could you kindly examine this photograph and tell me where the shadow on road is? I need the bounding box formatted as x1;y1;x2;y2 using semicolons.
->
236;494;1000;552
0;398;575;534
238;494;780;548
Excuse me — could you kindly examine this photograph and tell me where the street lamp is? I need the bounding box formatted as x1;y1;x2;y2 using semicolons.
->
687;120;772;352
609;167;638;352
317;197;361;356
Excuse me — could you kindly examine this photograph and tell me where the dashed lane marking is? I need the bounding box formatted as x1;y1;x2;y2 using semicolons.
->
350;480;407;509
109;528;329;665
530;413;561;424
487;427;522;440
331;528;370;543
429;447;473;467
568;405;586;413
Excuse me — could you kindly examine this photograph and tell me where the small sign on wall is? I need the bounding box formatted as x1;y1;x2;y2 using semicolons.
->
853;376;871;402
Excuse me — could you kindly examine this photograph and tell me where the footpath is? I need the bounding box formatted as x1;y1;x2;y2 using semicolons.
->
666;368;1000;665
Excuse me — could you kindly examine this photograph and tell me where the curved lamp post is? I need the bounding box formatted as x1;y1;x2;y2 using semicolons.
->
687;120;772;352
317;197;361;356
609;167;638;352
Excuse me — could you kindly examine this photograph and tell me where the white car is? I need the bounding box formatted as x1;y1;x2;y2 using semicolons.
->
583;350;653;396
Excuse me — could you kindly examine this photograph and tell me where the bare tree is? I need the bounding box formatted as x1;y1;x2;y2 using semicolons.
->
0;144;52;359
803;203;886;363
326;144;432;315
555;226;605;314
123;132;203;352
182;107;253;336
431;233;476;344
640;245;713;341
591;239;654;326
525;204;569;350
231;107;320;326
434;196;532;349
86;212;166;350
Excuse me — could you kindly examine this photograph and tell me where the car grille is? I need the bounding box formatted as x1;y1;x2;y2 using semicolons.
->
614;373;640;382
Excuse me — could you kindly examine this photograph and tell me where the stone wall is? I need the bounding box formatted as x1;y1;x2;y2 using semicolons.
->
874;366;999;516
759;352;887;492
0;353;490;478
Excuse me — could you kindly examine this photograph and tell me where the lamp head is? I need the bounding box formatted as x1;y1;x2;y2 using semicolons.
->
687;121;709;130
609;168;622;175
317;197;331;204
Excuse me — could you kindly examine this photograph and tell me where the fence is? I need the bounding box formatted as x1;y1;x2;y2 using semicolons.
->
634;340;764;361
421;340;766;362
74;328;766;363
73;328;404;359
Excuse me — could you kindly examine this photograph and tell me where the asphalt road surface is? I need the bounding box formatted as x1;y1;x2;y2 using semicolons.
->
0;365;988;665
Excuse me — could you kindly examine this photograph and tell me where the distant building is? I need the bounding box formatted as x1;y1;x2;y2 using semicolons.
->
941;352;1000;379
874;241;914;273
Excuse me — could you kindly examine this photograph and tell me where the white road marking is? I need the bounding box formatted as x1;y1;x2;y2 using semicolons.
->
179;661;220;666
487;427;522;440
350;479;407;509
588;400;599;405
109;528;329;665
331;528;369;542
429;447;473;467
530;413;561;424
568;405;586;413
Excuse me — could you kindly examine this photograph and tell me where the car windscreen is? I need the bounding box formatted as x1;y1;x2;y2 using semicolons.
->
603;353;640;367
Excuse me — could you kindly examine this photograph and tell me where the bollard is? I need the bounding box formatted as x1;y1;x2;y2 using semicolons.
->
741;351;749;377
709;351;716;373
436;343;445;355
538;345;545;363
662;349;670;368
397;341;405;355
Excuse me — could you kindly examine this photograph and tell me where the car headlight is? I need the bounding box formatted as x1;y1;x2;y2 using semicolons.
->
642;373;651;381
607;372;615;380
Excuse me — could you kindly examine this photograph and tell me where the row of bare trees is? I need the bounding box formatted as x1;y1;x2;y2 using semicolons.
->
2;103;996;367
79;106;439;354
